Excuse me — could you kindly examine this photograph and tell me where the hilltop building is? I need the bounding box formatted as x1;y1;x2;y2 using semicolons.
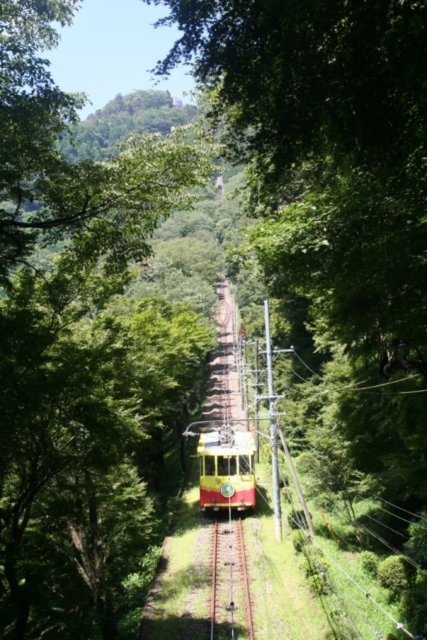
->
172;96;183;108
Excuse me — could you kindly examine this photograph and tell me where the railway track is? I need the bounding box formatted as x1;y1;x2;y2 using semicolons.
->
207;281;255;640
216;281;233;424
210;517;255;640
139;279;257;640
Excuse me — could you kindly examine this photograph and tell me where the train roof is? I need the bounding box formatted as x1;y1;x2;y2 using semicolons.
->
197;430;256;455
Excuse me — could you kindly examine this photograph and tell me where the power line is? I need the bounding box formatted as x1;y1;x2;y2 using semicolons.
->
299;441;427;540
290;348;426;396
290;367;314;385
308;535;414;638
353;493;427;533
266;449;410;640
292;349;322;379
298;374;421;398
354;520;421;573
364;512;408;540
279;465;365;640
377;506;427;532
286;507;394;640
297;443;427;553
373;496;427;524
254;474;357;639
289;443;427;574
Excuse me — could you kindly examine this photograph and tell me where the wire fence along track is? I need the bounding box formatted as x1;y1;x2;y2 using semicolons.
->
210;518;255;640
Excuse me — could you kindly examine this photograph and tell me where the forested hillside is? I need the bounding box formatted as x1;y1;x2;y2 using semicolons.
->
59;90;198;162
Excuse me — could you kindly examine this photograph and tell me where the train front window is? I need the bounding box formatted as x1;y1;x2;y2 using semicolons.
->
217;455;237;476
204;456;215;476
239;455;250;474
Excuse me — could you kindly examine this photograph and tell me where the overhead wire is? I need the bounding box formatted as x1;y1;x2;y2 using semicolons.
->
292;349;323;379
283;479;413;638
293;433;424;533
241;330;422;636
290;367;315;385
255;421;413;638
353;506;423;576
373;495;427;524
296;374;422;398
281;441;416;639
278;460;364;640
363;512;408;540
290;440;426;574
291;348;426;396
353;493;427;533
287;470;363;552
352;520;421;573
377;506;427;532
252;426;362;640
307;534;414;638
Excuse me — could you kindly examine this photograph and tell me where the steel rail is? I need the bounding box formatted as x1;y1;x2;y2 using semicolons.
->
238;518;255;640
208;283;255;639
217;293;232;423
210;520;218;640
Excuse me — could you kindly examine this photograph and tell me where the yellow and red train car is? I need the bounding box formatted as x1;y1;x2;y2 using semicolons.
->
198;427;256;511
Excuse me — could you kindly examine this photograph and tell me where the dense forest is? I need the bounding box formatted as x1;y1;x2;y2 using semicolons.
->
148;0;427;635
0;1;221;636
2;0;427;638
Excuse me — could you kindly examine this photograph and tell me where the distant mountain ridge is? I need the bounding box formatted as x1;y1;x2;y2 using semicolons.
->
59;90;198;163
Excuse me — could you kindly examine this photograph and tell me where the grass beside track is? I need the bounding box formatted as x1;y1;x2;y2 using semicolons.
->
141;457;335;640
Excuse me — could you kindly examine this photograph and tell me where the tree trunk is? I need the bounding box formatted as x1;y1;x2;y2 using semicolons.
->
84;472;118;640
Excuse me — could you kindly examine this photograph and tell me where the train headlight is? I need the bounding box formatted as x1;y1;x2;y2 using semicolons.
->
220;483;235;499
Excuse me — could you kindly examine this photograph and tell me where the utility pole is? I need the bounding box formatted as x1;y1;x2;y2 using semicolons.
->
231;299;236;353
243;340;247;404
236;338;241;394
254;339;260;462
240;340;245;410
264;300;282;541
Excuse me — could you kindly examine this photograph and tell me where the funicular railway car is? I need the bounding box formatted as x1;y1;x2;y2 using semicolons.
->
198;425;256;510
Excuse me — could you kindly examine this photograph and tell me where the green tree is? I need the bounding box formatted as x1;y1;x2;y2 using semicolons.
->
148;0;427;178
0;0;85;277
0;2;214;284
1;125;215;284
152;236;222;287
149;0;427;365
60;90;199;162
0;266;214;637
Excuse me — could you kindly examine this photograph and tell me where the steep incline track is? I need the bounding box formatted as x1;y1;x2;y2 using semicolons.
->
202;279;247;429
205;280;255;639
139;279;255;640
210;518;255;640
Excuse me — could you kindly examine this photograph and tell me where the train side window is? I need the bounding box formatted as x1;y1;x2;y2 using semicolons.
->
204;456;215;476
239;455;250;474
218;455;237;475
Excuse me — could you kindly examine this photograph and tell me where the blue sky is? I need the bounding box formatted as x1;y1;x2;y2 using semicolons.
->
46;0;196;120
